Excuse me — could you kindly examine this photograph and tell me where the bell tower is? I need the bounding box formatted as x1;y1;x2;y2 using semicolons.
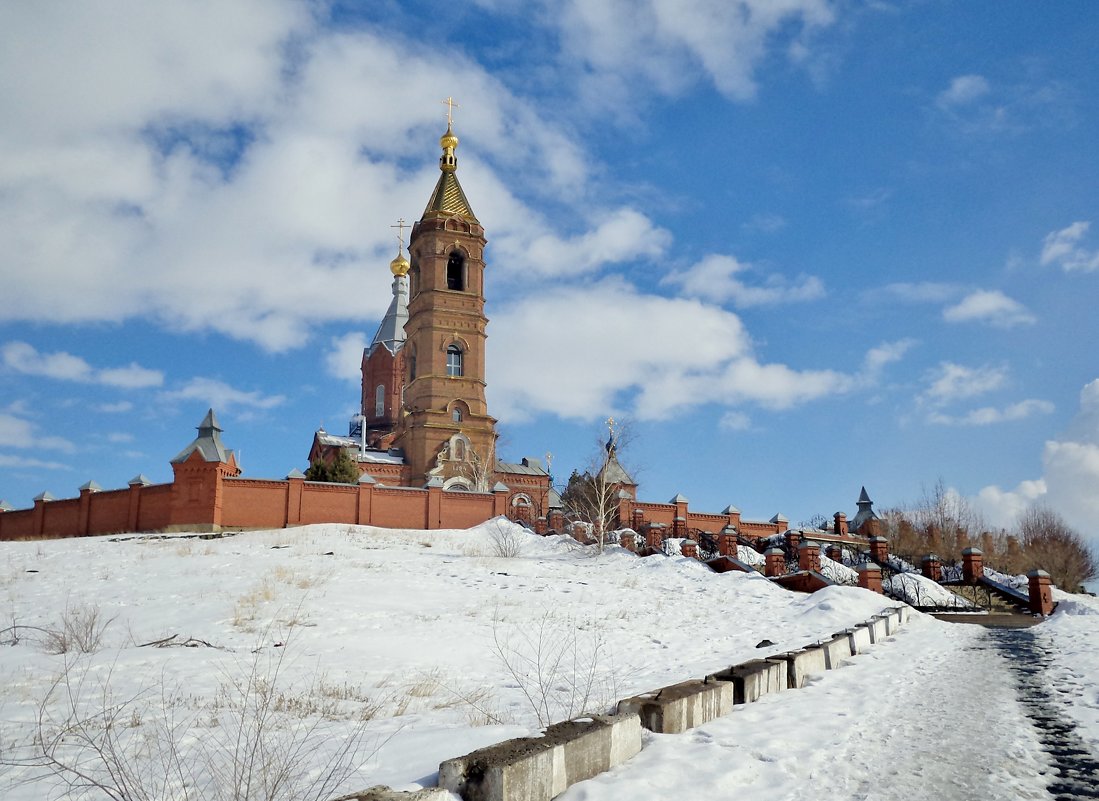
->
395;108;497;486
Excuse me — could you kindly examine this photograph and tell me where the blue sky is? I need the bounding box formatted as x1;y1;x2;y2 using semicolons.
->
2;1;1098;552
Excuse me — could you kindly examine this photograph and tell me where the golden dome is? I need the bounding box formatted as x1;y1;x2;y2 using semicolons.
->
389;249;410;276
440;124;459;150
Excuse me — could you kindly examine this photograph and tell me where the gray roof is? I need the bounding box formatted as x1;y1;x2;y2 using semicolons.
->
851;485;879;530
171;409;231;464
128;474;151;487
496;459;549;477
315;431;405;463
79;480;102;492
369;275;409;356
599;452;636;486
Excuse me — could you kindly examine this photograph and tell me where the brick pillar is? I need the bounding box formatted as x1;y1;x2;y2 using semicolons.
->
680;540;698;559
426;477;443;529
619;530;635;551
492;483;509;517
785;529;801;553
833;512;848;535
718;532;738;557
765;547;785;577
78;482;97;536
631;508;645;530
32;494;49;538
857;564;883;594
798;542;821;573
548;509;564;532
534;516;547;535
1027;570;1054;616
826;544;843;563
921;555;942;582
356;473;375;526
127;477;148;531
646;526;664;550
672;517;686;537
962;547;984;584
868;536;889;563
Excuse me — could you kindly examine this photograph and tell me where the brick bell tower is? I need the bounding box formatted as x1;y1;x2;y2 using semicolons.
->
394;112;498;487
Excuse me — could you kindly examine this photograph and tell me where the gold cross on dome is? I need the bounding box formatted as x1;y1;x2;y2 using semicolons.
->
441;96;460;126
391;218;408;249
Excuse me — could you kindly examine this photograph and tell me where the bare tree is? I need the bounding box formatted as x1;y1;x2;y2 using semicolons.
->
560;419;636;553
1016;505;1098;592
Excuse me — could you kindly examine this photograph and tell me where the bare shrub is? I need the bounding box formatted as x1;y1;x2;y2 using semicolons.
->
486;518;525;558
40;603;116;655
491;610;616;727
3;641;380;801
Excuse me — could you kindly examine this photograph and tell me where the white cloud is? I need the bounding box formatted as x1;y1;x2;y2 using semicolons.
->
936;74;990;109
97;401;135;414
942;289;1036;328
0;412;74;452
928;399;1054;426
1041;221;1099;272
553;0;836;106
878;282;960;303
325;332;369;383
923;362;1008;404
862;338;917;379
488;277;845;422
719;411;752;431
1;341;164;388
0;454;72;471
973;379;1099;551
161;378;285;412
515;209;672;279
664;254;825;308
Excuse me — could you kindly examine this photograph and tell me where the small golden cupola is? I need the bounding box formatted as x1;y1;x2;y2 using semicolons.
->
389;243;410;277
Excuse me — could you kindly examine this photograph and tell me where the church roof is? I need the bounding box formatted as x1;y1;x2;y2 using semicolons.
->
369;274;409;355
599;451;636;486
171;409;232;464
423;170;478;222
314;430;405;464
422;122;478;222
851;486;879;531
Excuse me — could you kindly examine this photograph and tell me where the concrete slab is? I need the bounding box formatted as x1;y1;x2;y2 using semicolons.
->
866;616;889;643
766;647;828;689
706;658;787;704
837;625;873;655
438;713;641;801
617;679;734;733
817;634;853;670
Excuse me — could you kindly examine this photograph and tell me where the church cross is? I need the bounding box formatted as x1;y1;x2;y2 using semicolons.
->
391;218;408;249
441;96;460;126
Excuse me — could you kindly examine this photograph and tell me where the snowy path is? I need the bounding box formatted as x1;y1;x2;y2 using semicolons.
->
560;616;1056;801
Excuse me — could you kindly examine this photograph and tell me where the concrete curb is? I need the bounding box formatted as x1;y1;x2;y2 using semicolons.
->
342;605;910;801
437;712;642;801
617;679;734;733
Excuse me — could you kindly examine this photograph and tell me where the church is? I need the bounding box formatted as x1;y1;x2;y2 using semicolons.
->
307;114;557;524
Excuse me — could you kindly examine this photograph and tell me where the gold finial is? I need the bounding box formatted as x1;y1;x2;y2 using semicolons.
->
388;218;410;276
439;97;460;172
442;97;460;127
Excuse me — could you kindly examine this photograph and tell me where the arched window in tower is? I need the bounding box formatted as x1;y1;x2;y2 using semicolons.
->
446;344;463;377
452;406;463;423
375;384;385;417
446;251;465;291
409;348;417;381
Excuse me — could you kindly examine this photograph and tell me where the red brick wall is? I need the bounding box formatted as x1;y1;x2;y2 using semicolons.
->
439;491;497;529
222;479;291;529
42;499;80;538
87;489;131;534
137;485;172;531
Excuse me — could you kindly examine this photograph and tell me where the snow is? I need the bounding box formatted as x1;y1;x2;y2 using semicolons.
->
0;520;893;800
735;544;765;567
2;520;1098;800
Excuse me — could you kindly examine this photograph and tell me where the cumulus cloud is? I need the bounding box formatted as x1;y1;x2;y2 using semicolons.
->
0;4;670;351
1;341;163;388
972;379;1099;550
325;332;370;383
160;378;285;412
928;399;1054;426
552;0;837;107
942;290;1035;328
936;74;990;109
0;411;74;452
862;338;917;380
923;362;1008;404
663;254;825;308
488;278;846;422
1041;221;1099;272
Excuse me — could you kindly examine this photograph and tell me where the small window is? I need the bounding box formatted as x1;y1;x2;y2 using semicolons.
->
446;344;463;377
452;407;463;423
447;251;465;291
375;384;384;417
409;349;417;381
453;438;466;460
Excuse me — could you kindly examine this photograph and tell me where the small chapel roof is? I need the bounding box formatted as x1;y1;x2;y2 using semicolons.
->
171;409;232;464
369;271;409;356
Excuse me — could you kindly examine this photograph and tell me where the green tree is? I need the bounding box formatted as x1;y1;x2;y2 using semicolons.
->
304;448;360;484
